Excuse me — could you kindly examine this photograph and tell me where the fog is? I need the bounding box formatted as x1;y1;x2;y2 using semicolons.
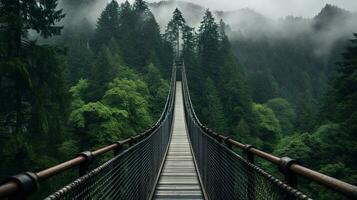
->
139;0;357;19
143;0;357;57
57;0;357;58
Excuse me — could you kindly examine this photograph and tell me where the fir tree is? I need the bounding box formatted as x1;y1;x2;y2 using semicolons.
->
165;8;186;59
198;9;220;79
92;0;120;50
333;33;357;125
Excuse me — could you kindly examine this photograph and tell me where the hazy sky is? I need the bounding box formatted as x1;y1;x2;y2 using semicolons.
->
126;0;357;18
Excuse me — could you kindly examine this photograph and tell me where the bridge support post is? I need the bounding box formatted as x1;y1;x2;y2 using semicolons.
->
279;157;299;188
224;137;233;150
129;136;137;147
78;151;93;177
243;145;256;200
113;142;123;156
6;172;39;200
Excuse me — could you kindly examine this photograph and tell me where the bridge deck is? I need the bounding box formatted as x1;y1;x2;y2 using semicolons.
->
154;82;203;200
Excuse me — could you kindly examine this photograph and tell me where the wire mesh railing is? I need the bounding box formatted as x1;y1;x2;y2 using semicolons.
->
181;63;311;200
2;60;357;200
44;67;177;200
0;66;176;200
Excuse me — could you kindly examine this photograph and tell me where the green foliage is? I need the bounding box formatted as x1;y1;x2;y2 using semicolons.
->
0;1;171;197
198;10;220;79
88;45;120;100
273;122;357;199
252;103;281;151
177;9;254;140
327;34;357;133
68;74;153;150
92;0;120;50
274;133;314;162
104;78;152;131
165;8;186;58
1;1;355;199
266;98;296;135
295;93;318;132
201;78;227;132
249;70;278;103
144;63;169;118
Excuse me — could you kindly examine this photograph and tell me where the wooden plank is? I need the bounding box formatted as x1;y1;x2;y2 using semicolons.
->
154;82;203;200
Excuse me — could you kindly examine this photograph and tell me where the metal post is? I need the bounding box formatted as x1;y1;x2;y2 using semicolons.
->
7;172;39;200
223;137;234;199
78;151;93;177
279;157;299;188
113;142;123;156
243;145;256;200
129;137;136;147
224;137;233;150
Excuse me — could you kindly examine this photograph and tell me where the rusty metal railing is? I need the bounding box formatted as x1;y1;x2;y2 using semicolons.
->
181;61;357;200
0;66;177;200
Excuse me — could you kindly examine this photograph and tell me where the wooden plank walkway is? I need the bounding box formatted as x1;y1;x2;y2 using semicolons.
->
154;82;203;200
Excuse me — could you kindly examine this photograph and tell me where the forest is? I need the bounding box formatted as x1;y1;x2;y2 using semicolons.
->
0;0;356;199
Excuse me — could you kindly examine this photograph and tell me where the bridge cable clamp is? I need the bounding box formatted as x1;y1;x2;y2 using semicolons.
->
113;141;123;156
223;137;233;149
129;136;137;146
77;151;94;176
5;171;39;197
243;144;255;163
279;157;299;174
279;156;300;187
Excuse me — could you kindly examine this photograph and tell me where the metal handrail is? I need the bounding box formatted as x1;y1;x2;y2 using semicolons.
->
0;65;177;199
181;62;357;199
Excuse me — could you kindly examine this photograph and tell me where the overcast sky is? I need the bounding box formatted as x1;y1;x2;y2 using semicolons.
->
127;0;357;18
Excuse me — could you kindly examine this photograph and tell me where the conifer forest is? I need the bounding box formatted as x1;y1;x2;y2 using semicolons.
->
0;0;356;199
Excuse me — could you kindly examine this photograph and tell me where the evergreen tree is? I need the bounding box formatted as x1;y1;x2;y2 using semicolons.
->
88;46;120;101
165;8;186;58
217;20;253;133
331;33;357;126
0;0;66;181
198;9;220;79
92;0;120;50
144;63;169;118
182;24;199;83
0;0;64;134
321;33;357;174
118;0;164;71
133;0;148;14
252;103;281;151
201;78;228;132
266;98;296;135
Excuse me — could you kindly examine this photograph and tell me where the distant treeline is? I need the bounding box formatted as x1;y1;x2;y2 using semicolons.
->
0;0;356;199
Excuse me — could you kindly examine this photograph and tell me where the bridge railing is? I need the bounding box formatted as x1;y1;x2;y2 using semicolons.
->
181;62;357;200
0;66;177;200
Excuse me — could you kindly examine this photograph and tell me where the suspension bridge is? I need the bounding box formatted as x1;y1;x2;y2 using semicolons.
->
0;63;356;200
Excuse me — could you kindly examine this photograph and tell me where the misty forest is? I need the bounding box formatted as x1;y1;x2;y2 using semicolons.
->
0;0;356;199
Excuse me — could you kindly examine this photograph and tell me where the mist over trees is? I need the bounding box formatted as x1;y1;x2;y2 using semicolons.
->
161;2;357;199
0;0;171;197
0;0;356;199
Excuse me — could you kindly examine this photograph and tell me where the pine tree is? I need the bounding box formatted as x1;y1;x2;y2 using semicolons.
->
0;0;64;134
130;0;163;70
92;0;120;50
0;0;65;178
182;25;198;81
133;0;148;13
333;33;357;124
198;9;220;79
165;8;186;59
88;46;120;101
202;78;228;132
